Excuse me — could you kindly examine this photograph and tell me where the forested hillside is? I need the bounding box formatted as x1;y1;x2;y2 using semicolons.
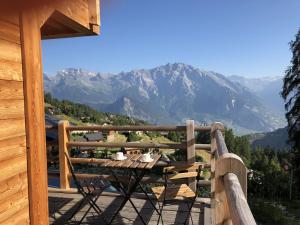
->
44;92;147;126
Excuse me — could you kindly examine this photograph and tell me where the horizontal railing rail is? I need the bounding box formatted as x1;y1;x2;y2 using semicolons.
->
66;124;211;132
67;141;211;150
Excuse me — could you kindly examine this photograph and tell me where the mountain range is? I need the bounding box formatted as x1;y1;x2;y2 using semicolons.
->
44;63;286;134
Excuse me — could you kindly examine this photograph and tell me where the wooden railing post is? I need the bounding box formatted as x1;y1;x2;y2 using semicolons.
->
211;122;231;225
186;120;196;191
59;120;70;189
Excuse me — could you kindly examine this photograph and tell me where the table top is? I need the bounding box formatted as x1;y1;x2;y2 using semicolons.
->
102;154;161;170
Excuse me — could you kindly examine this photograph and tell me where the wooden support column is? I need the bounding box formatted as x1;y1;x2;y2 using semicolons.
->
59;120;71;189
20;9;49;225
186;120;196;191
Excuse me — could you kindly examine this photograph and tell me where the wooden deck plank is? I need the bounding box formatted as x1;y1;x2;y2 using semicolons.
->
48;191;205;225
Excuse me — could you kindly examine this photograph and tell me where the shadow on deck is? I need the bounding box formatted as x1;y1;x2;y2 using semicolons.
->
48;191;211;225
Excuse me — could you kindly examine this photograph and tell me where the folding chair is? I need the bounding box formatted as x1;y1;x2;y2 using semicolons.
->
151;163;204;225
64;153;110;225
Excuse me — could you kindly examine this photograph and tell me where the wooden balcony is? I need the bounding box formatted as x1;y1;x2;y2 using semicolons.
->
47;120;256;225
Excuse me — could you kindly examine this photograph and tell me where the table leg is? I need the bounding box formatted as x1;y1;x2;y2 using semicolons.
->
109;169;147;225
133;170;160;215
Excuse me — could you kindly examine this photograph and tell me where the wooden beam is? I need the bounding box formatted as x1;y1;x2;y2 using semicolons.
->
88;0;100;25
66;124;211;132
58;120;71;189
68;141;186;149
20;10;49;225
223;173;256;225
186;120;196;192
37;5;55;27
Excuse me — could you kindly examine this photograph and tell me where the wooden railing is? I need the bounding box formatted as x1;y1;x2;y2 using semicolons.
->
55;120;256;225
211;124;256;225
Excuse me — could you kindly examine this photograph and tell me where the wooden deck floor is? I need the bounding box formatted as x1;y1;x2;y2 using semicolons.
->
48;191;211;225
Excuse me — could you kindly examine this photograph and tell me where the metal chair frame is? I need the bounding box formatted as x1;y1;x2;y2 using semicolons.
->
64;153;109;225
155;163;204;225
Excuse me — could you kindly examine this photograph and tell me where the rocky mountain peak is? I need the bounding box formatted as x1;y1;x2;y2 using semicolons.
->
44;63;286;134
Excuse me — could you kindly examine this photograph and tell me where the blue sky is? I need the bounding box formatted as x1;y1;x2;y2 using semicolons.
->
42;0;300;77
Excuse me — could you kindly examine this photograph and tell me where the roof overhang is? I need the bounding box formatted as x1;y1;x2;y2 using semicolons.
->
1;0;100;39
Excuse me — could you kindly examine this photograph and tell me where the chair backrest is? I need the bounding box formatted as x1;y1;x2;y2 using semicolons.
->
163;163;204;181
64;153;84;192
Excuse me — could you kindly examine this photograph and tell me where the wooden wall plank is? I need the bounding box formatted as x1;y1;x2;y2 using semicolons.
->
0;80;24;99
0;100;25;119
0;15;29;225
0;19;20;44
0;119;26;141
0;135;26;148
0;14;19;26
0;145;26;163
1;205;30;225
0;60;23;81
20;10;49;225
0;172;28;202
0;39;21;63
0;154;27;184
0;190;29;224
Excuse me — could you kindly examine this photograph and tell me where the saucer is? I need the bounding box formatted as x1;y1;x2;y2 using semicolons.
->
140;158;154;163
112;155;127;161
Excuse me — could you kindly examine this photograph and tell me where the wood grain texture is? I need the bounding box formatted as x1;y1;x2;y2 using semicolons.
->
58;120;71;189
145;154;161;169
20;10;49;225
0;21;23;83
0;80;24;99
224;173;256;225
67;124;211;132
0;19;20;44
0;119;26;141
1;205;30;225
0;39;22;63
0;135;26;149
68;141;186;149
0;172;28;202
0;59;23;81
0;190;29;224
88;0;100;25
0;99;25;119
186;120;196;192
0;141;26;163
0;154;27;184
216;153;247;197
0;14;19;26
151;184;196;201
55;0;89;29
211;122;228;225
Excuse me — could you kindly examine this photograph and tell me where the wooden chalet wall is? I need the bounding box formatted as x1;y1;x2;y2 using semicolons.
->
0;15;30;224
0;1;100;224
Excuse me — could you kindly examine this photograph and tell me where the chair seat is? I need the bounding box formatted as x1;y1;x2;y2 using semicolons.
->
77;176;110;194
151;184;196;201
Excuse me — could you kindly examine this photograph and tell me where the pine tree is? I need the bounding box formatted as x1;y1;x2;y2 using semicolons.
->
281;29;300;198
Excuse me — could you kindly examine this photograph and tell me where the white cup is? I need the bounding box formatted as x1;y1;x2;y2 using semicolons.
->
116;152;124;160
142;153;151;162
